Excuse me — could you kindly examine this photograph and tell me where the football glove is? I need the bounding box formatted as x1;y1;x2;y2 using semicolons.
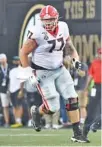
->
72;58;82;70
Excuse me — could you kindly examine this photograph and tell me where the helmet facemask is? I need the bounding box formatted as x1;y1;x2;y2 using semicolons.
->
41;17;58;31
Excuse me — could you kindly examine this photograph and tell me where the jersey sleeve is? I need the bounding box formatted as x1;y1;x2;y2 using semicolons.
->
63;22;70;40
27;26;39;41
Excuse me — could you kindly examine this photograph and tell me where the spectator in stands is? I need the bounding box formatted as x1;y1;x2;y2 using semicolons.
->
44;109;61;129
0;53;11;127
9;56;24;128
83;48;102;139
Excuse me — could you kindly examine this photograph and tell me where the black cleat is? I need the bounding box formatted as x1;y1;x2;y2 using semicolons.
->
30;105;42;132
71;134;90;143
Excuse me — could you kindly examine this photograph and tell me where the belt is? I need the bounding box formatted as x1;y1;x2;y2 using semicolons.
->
31;62;63;70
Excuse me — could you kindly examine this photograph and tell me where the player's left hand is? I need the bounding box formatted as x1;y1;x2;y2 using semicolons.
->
72;58;82;70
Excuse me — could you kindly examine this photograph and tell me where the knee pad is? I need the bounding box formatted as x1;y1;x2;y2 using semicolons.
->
66;97;79;111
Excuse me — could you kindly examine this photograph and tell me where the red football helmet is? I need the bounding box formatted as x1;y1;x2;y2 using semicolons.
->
40;5;59;31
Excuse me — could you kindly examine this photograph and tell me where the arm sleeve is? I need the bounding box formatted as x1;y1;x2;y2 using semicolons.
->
27;25;39;45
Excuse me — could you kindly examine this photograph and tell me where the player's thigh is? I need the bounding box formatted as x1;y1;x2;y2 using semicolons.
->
56;67;78;99
41;81;60;111
36;70;60;111
77;90;88;107
0;93;9;107
36;70;59;99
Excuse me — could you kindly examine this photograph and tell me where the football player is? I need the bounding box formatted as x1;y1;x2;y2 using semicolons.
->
19;5;89;143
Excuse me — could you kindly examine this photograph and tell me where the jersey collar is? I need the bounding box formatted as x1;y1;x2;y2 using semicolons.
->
47;26;59;37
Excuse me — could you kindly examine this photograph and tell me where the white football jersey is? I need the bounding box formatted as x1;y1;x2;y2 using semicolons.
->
28;21;69;69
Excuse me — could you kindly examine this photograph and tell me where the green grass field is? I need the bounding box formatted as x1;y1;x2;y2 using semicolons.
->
0;128;101;146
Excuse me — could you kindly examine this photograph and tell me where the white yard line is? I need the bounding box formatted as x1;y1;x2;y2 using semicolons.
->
0;146;70;147
0;146;68;147
0;146;97;147
0;146;101;147
0;134;61;137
